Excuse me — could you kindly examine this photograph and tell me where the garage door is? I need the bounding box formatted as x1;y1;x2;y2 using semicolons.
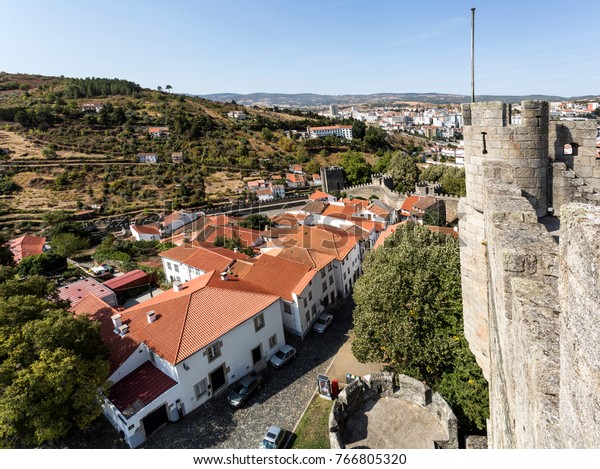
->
142;404;169;437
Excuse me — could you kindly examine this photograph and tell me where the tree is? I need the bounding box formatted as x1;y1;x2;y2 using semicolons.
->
50;233;90;258
0;274;110;447
18;252;67;277
351;223;488;433
239;214;270;231
166;85;172;93
157;86;163;92
0;235;14;267
351;119;366;140
387;152;419;193
363;126;389;151
305;159;320;176
339;151;372;186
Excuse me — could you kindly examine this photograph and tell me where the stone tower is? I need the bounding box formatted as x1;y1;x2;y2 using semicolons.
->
320;166;345;193
459;100;600;448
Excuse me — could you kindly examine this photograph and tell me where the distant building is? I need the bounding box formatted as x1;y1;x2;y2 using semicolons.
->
148;127;170;138
227;111;247;120
80;103;103;113
58;277;118;308
171;152;184;164
130;224;161;241
307;125;353;140
9;234;47;264
137;153;158;164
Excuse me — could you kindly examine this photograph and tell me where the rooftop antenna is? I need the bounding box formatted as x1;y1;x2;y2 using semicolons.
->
471;7;476;103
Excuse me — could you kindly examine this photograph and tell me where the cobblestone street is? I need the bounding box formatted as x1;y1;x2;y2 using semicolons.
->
59;297;355;449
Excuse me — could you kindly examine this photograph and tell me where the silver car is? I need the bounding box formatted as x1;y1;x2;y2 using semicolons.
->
227;371;263;408
269;345;297;369
313;312;333;333
258;425;286;449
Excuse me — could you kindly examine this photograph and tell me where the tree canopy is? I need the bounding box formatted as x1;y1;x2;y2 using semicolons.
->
352;223;488;434
0;275;109;447
339;151;372;186
386;152;419;193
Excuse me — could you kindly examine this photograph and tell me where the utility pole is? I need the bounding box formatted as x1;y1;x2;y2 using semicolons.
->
471;7;476;103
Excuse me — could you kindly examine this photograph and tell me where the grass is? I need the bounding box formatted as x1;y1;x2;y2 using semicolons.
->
291;394;334;449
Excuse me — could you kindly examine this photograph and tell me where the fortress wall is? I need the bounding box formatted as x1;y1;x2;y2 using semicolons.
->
559;204;600;448
482;179;561;448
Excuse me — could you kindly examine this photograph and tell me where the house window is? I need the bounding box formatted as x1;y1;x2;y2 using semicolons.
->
194;379;207;400
327;264;332;272
174;264;180;273
303;297;307;308
283;302;292;314
305;311;310;324
269;334;277;349
321;270;325;278
254;313;265;332
167;262;172;270
311;304;317;318
322;282;327;292
207;342;221;362
329;275;334;286
308;291;313;301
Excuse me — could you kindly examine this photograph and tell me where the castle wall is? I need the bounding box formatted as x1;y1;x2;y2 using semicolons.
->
559;204;600;448
460;100;600;449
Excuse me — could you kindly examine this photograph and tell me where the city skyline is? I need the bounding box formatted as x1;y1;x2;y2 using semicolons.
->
2;1;600;97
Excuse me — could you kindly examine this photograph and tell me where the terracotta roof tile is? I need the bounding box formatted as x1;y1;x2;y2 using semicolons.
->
132;224;161;236
9;234;46;263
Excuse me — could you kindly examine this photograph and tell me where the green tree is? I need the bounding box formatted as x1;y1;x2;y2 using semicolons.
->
352;223;488;433
0;235;14;267
239;214;270;231
50;233;90;258
351;119;366;140
387;152;419;193
305;159;320;176
339;151;372;186
363;126;389;151
18;252;67;277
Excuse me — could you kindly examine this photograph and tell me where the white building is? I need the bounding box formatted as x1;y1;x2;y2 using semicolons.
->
72;272;284;448
130;223;161;242
307;125;353;140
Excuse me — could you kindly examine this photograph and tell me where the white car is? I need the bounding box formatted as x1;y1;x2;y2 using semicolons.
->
269;345;297;369
258;425;286;449
313;313;333;333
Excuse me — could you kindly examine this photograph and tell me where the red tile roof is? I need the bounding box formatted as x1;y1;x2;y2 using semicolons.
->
9;235;46;263
132;224;161;236
269;212;308;228
108;361;177;417
120;272;279;364
309;190;333;201
160;242;251;272
199;225;263;248
286;173;306;184
71;294;139;373
58;278;116;307
239;255;317;301
265;246;335;271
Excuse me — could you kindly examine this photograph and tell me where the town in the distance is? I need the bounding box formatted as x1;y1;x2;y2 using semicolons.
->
1;72;600;450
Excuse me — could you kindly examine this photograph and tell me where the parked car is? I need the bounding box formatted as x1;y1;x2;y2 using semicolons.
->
269;345;297;369
313;312;333;333
227;371;263;408
258;425;286;449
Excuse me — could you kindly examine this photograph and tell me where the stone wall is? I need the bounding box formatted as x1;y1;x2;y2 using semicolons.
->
328;373;458;450
460;100;600;448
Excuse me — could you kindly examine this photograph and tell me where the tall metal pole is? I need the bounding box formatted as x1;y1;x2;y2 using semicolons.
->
471;7;476;103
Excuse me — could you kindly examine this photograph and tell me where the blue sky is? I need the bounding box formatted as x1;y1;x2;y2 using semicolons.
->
2;1;599;97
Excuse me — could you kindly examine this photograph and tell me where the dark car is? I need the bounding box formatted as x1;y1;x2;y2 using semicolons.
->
269;345;297;369
258;425;286;449
227;371;263;408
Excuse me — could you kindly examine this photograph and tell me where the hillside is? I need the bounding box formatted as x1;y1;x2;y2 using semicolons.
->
0;72;405;236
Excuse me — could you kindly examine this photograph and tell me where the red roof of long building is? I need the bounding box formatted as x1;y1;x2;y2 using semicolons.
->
9;235;46;263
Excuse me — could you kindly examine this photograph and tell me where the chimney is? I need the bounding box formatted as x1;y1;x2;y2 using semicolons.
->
173;282;182;292
118;324;129;336
220;271;228;281
111;314;122;332
233;247;239;253
147;310;156;323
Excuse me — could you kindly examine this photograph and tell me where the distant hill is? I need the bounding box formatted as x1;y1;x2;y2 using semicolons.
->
199;92;583;108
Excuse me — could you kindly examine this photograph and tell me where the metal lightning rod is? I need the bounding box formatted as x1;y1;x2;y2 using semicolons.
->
471;7;476;103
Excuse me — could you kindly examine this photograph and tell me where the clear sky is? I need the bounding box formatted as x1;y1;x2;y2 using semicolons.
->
2;1;599;97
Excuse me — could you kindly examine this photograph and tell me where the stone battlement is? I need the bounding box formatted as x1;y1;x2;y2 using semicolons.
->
459;100;600;448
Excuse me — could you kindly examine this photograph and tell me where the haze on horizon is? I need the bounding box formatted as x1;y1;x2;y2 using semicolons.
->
2;0;599;98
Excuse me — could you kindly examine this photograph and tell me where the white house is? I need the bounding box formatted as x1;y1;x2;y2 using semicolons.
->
162;210;202;235
353;200;397;228
239;252;336;338
72;271;284;448
307;125;353;140
137;153;158;164
131;223;161;241
159;242;253;284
